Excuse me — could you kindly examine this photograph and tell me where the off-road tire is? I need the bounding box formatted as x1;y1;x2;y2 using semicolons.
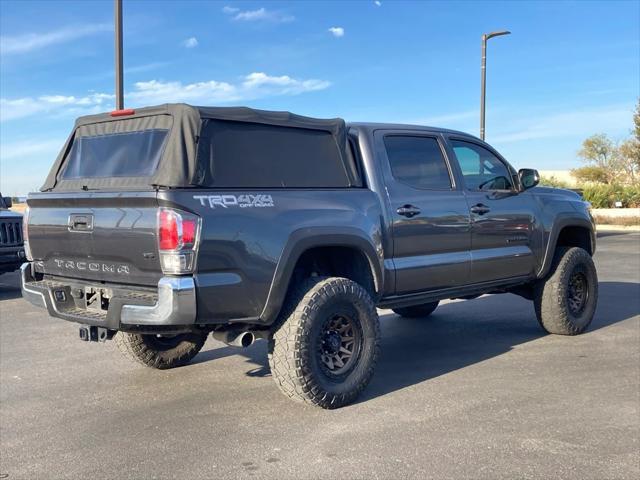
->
115;331;207;369
392;301;439;318
534;246;598;335
268;277;380;409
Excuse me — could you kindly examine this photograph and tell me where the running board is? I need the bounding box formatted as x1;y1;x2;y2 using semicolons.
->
378;276;532;309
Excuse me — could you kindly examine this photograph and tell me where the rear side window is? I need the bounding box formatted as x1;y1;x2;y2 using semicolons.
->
383;136;452;190
62;129;168;179
197;120;351;188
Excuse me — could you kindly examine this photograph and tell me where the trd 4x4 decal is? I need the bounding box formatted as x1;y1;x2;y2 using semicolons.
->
194;194;274;209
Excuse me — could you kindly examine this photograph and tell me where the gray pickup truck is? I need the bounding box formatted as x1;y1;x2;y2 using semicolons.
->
21;104;597;408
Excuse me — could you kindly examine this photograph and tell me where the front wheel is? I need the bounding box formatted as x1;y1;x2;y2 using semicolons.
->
115;331;207;369
534;247;598;335
268;277;380;409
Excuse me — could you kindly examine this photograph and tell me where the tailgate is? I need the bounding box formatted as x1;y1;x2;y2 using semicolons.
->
27;192;162;286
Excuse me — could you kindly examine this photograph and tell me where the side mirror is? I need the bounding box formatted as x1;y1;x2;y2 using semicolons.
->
518;168;539;191
2;196;12;208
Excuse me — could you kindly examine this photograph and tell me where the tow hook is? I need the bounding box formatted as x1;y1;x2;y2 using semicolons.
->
79;325;114;343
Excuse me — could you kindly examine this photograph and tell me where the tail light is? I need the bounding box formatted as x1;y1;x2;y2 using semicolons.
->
157;208;201;274
23;206;33;261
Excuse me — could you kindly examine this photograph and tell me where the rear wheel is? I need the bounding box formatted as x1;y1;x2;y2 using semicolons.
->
268;277;380;409
534;247;598;335
392;301;439;318
115;331;207;369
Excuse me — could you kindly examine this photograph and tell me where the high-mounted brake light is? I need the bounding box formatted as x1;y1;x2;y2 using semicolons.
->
157;208;201;274
110;108;135;117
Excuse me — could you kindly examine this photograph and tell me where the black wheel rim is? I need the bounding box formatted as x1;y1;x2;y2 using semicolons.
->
567;270;588;315
317;312;363;378
144;334;184;350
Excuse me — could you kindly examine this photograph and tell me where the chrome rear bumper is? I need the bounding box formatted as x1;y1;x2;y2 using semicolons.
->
21;263;196;327
120;277;196;325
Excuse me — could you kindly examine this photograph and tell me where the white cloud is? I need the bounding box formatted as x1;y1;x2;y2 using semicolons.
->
0;73;331;122
128;73;330;104
127;79;238;104
0;93;113;122
328;27;345;38
240;72;331;95
374;1;382;6
223;6;294;23
0;23;111;55
182;37;199;48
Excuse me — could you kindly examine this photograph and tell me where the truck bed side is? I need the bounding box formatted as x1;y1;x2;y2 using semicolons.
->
161;188;384;324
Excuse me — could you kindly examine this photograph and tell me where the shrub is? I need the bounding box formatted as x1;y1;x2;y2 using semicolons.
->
571;166;610;184
539;176;570;188
581;184;640;208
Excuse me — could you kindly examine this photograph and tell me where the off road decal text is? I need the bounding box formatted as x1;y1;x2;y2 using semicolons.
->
193;194;274;209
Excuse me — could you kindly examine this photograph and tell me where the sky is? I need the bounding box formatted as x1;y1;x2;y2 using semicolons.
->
0;0;638;196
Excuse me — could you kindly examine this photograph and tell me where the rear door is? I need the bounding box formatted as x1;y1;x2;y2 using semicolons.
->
446;137;537;283
374;130;471;294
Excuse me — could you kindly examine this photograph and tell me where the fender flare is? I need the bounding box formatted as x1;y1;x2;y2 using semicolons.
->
259;227;384;324
537;215;595;278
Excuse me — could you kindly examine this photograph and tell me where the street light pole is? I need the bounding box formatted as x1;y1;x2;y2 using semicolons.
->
115;0;124;110
480;30;510;140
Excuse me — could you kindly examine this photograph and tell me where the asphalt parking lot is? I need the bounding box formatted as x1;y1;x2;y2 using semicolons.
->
1;232;639;480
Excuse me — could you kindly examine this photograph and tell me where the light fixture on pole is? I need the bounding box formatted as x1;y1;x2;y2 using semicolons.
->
480;30;510;140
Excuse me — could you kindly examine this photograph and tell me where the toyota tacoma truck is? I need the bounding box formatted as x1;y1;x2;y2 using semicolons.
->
0;194;25;274
21;104;597;408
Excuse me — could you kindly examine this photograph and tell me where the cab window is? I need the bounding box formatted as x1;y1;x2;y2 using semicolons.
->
384;136;452;190
450;140;513;191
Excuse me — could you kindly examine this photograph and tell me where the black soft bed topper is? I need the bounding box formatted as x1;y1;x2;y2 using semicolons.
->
41;103;360;191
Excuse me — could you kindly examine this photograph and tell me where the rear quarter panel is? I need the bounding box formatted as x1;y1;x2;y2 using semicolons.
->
158;189;384;324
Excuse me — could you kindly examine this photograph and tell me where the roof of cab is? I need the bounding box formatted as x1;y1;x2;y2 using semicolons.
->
347;121;479;140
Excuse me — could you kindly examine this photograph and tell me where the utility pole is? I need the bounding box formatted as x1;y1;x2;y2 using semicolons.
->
115;0;124;110
480;30;510;140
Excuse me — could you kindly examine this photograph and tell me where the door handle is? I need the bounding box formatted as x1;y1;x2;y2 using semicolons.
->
397;205;421;218
68;214;94;232
470;203;490;215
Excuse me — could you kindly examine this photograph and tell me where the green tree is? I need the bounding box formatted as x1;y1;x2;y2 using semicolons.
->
575;99;640;187
571;166;610;184
634;98;640;142
618;138;639;184
577;134;619;183
616;99;640;185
